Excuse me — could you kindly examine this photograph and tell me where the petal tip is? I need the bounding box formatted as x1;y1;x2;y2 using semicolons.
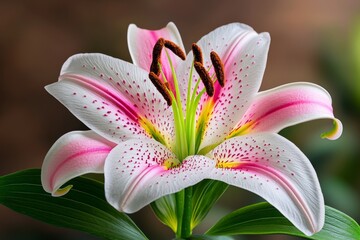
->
166;22;176;28
52;185;73;197
304;221;325;236
302;212;325;236
261;32;271;41
127;23;138;34
321;118;343;140
44;83;56;93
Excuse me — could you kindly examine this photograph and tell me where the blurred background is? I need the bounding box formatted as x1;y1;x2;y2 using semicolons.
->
0;0;359;239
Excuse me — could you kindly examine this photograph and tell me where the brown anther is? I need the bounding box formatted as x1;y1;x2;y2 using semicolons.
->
210;51;225;87
164;40;186;60
164;81;170;90
194;62;214;97
192;43;203;64
150;62;160;76
150;38;165;75
149;72;172;106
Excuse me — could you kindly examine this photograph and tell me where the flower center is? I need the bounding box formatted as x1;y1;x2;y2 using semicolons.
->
148;38;225;161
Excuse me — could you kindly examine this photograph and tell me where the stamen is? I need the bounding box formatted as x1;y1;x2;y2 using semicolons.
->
150;38;165;75
164;40;186;60
210;51;225;87
164;81;170;90
194;62;214;97
149;72;172;106
192;43;203;64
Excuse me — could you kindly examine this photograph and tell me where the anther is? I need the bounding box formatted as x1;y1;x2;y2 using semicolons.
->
164;81;170;90
149;72;172;106
210;51;225;87
192;43;203;64
194;62;214;97
150;38;165;75
164;40;186;60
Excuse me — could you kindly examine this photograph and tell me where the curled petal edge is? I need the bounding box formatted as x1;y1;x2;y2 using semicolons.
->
321;118;342;140
41;131;115;197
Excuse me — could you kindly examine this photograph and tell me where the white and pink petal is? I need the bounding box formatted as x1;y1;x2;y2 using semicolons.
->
48;53;175;146
41;130;115;196
199;30;270;149
175;23;271;150
104;139;215;213
209;133;324;236
231;82;342;140
128;22;185;90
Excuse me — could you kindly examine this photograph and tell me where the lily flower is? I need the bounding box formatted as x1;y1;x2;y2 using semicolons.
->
41;22;342;236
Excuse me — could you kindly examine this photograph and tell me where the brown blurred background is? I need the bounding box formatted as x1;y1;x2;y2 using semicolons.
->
1;1;359;239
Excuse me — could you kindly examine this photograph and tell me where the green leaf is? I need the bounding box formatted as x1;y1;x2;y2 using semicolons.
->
151;193;178;232
149;180;228;234
191;180;228;229
189;235;234;240
0;169;148;240
206;202;360;240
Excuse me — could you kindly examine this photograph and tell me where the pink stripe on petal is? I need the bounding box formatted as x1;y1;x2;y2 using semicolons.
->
201;32;270;148
41;131;115;196
104;139;214;213
256;100;332;123
61;74;140;123
49;146;112;190
210;134;324;235
128;22;185;93
232;82;342;139
46;80;149;143
236;162;316;232
128;22;184;71
174;23;270;150
57;53;175;147
120;165;166;210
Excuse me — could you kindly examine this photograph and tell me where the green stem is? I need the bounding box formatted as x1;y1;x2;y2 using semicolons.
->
175;187;193;239
175;190;184;238
181;187;193;238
